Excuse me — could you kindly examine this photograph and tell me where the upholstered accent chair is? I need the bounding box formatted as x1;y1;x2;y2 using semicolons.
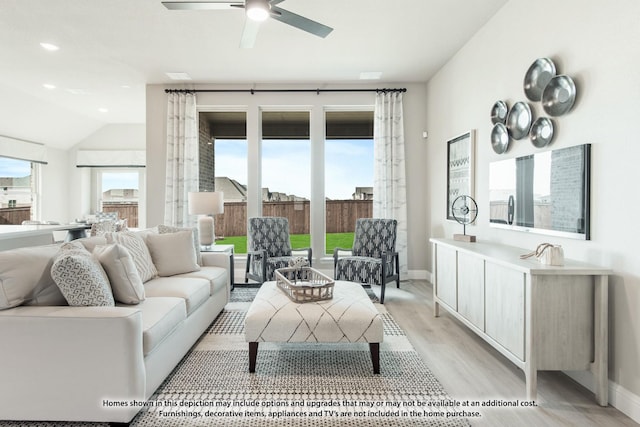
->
333;218;400;304
245;217;312;284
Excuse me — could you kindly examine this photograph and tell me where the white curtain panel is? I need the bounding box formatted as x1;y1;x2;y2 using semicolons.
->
373;91;408;276
164;92;199;227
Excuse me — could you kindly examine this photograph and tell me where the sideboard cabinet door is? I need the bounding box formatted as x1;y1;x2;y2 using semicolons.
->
435;244;457;310
485;261;525;361
457;252;485;330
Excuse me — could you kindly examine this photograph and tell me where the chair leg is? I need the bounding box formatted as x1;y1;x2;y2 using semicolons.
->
244;254;251;283
380;281;386;304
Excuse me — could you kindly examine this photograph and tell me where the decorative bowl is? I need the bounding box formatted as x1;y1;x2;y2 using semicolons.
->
524;58;557;101
491;123;509;154
542;75;576;116
530;117;554;148
506;101;532;140
491;100;509;124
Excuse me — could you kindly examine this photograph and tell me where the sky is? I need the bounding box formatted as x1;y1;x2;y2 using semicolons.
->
215;139;373;200
0;157;30;178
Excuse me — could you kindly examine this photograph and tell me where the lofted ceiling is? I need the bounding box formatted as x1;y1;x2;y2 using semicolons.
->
0;0;507;150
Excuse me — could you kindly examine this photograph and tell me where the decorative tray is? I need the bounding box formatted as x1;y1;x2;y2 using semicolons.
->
275;267;335;303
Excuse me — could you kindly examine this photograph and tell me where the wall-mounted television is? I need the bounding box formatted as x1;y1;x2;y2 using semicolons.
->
489;144;590;240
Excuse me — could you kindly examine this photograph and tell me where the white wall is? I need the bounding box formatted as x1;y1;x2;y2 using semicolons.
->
67;124;146;220
39;146;70;223
145;83;428;273
425;0;640;418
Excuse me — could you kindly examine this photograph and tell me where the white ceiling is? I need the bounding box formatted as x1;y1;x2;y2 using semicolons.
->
0;0;507;150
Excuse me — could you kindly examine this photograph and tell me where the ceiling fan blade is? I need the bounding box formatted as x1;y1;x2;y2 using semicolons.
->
240;18;261;48
271;6;333;38
162;1;241;10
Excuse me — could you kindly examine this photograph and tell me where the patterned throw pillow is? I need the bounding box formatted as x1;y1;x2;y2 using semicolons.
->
158;224;202;265
93;243;145;304
51;249;114;307
105;231;158;282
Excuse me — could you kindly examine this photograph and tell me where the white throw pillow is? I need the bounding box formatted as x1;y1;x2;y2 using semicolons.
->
145;230;200;276
94;244;145;304
105;231;158;282
158;224;202;265
51;250;114;307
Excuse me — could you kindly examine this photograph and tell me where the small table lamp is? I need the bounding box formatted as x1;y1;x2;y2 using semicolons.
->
188;191;224;247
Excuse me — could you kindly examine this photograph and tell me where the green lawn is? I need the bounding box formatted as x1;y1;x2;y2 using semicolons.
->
216;232;354;255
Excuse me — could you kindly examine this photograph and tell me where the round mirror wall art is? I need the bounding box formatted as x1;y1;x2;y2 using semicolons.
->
506;101;532;140
491;123;510;154
491;100;509;124
524;58;557;101
542;75;576;116
530;117;554;148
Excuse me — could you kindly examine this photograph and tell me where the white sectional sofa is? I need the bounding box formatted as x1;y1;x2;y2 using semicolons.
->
0;227;230;425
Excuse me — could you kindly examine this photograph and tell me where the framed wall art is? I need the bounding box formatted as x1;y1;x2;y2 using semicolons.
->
447;130;475;220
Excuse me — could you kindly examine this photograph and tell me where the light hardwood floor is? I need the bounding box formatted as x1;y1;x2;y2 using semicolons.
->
383;280;638;427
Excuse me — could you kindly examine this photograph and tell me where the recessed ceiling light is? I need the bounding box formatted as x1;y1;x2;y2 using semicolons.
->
98;108;109;113
360;71;383;80
165;72;192;81
42;83;56;90
121;85;131;89
40;42;59;51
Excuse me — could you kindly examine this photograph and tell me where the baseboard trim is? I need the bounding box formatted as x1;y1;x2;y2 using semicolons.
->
407;270;428;281
565;371;640;423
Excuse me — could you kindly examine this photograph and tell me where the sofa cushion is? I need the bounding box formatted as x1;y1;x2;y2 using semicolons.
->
143;277;210;315
51;250;115;307
158;224;202;265
94;244;145;304
177;266;227;297
105;232;157;282
0;244;66;310
145;230;200;277
124;297;186;355
74;236;108;252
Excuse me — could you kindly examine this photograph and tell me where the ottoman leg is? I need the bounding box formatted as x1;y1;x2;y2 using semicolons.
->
249;342;258;373
369;343;380;374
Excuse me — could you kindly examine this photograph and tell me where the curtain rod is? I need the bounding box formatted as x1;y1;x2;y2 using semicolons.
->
164;87;406;95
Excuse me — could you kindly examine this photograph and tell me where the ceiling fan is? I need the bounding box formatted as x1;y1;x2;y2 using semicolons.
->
162;0;333;48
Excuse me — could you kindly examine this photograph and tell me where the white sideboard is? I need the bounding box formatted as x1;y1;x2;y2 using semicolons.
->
430;238;611;406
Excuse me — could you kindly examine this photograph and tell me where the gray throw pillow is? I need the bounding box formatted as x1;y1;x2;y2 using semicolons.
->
51;250;114;307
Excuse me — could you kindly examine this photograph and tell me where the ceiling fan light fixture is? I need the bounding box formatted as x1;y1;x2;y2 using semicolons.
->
246;0;270;22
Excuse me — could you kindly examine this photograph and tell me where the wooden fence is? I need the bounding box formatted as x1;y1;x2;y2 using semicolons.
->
0;207;31;225
215;200;373;237
103;203;138;228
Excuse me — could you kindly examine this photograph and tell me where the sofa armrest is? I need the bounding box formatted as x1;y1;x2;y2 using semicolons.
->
0;305;145;423
201;251;230;269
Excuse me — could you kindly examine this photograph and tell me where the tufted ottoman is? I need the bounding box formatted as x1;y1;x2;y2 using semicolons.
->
245;280;383;374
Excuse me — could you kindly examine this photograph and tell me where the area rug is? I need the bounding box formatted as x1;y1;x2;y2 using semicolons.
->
0;304;468;427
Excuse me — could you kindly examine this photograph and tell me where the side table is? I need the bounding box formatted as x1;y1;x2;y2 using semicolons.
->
201;244;235;291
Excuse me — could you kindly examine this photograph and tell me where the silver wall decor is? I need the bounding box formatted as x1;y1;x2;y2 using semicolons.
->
542;75;577;116
490;57;578;152
491;100;509;124
523;58;557;101
529;117;554;148
491;123;509;154
506;101;532;140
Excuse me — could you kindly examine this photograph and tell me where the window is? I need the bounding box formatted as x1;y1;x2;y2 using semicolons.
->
200;111;248;252
325;110;374;254
0;157;39;224
96;169;143;227
261;110;311;249
197;104;375;263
